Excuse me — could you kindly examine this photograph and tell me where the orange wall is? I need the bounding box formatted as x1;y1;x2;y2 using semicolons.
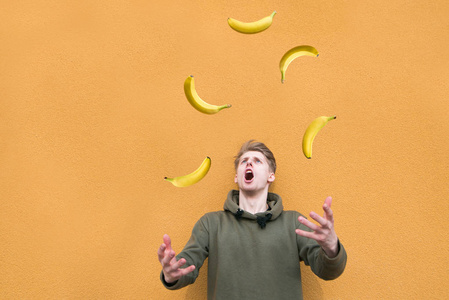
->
1;1;449;299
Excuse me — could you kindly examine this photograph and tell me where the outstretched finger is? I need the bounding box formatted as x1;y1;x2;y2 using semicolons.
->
323;204;334;223
323;196;332;217
295;228;316;240
163;234;172;252
298;216;319;231
309;211;328;227
157;243;167;262
179;264;196;277
162;249;176;267
171;257;188;270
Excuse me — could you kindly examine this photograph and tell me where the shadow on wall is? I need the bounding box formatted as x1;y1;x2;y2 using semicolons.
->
184;261;208;299
185;285;207;299
301;266;324;299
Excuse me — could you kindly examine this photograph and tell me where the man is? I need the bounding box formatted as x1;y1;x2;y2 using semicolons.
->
157;140;347;299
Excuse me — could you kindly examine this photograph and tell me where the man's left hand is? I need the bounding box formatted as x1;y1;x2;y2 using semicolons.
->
295;196;339;258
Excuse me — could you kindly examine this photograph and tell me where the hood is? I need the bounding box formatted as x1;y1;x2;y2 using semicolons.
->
224;190;284;229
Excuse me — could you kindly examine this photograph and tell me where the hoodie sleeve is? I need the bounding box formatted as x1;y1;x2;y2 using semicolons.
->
295;213;347;280
161;215;210;290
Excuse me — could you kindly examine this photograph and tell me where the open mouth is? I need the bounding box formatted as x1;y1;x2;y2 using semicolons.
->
244;169;254;182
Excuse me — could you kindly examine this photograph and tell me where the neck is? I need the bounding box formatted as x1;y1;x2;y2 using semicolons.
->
238;189;269;214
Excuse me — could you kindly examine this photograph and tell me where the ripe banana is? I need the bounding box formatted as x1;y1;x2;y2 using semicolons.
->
302;116;336;159
279;45;319;83
184;75;231;114
165;157;211;187
228;11;276;34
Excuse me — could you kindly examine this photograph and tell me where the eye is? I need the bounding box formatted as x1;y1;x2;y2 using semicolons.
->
241;159;247;164
255;159;262;164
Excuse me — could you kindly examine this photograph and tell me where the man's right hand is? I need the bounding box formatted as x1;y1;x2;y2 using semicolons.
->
157;234;196;284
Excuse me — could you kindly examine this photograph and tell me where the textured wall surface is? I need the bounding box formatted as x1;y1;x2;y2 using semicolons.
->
1;0;449;299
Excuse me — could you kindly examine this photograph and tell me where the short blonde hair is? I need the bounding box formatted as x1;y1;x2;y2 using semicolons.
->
234;140;276;173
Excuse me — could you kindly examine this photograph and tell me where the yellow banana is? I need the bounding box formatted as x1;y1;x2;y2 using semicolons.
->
302;116;336;159
184;75;231;114
165;157;211;187
279;45;319;83
228;11;276;34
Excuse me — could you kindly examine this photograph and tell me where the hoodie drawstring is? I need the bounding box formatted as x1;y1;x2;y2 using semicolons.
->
234;209;244;220
234;209;273;229
256;213;272;229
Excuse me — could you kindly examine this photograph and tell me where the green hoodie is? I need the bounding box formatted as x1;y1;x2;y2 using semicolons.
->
161;190;347;299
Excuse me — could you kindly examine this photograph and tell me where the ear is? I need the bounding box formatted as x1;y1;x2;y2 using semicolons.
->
234;174;238;183
268;173;275;183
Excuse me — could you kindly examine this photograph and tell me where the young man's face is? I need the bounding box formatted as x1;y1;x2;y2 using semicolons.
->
234;151;275;193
